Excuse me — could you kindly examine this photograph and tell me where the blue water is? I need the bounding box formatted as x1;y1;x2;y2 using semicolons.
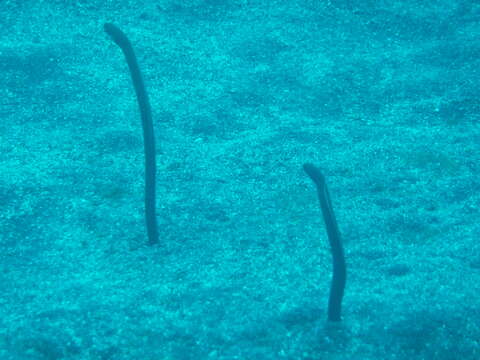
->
1;1;479;359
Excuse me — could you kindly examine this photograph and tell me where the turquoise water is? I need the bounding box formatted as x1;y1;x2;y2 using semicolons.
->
1;1;479;359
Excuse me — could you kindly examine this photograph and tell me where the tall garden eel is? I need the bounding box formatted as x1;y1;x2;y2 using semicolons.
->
303;163;346;321
104;23;158;245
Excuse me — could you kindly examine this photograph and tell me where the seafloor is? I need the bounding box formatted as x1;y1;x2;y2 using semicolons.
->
1;1;479;359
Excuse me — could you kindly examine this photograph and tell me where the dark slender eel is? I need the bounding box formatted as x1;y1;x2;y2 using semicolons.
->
303;163;346;322
104;23;159;245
